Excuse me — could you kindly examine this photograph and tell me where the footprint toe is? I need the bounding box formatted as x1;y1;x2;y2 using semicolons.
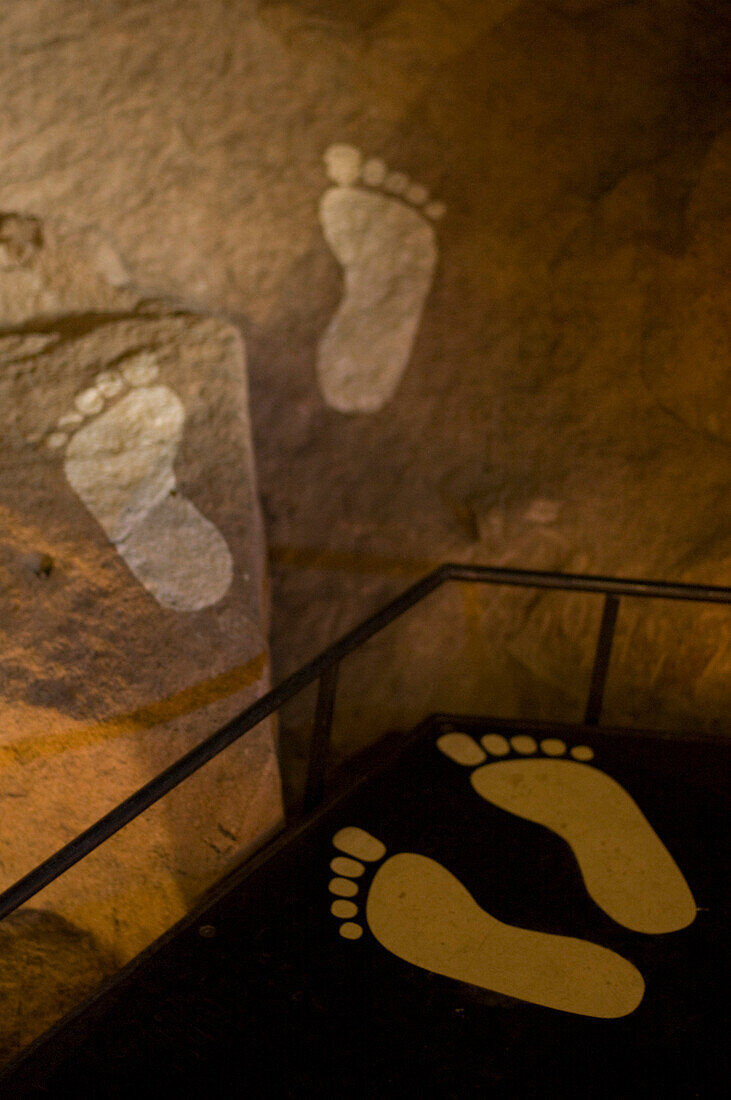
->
385;170;409;195
330;857;365;877
407;182;430;205
75;387;104;415
511;735;537;754
122;352;159;386
425;200;447;220
95;369;124;397
331;900;358;919
362;157;387;186
481;733;510;756
329;877;358;898
333;827;386;862
540;738;567;756
437;732;486;766
324;143;363;186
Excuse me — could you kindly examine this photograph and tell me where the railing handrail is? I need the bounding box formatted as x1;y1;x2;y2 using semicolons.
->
0;562;729;922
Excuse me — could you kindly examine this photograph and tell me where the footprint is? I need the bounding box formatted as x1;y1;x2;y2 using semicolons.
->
316;143;444;414
437;732;696;934
329;827;644;1019
44;352;233;611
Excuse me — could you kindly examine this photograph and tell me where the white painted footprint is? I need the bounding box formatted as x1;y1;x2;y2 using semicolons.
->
437;732;697;934
45;352;233;611
328;826;644;1019
317;143;445;414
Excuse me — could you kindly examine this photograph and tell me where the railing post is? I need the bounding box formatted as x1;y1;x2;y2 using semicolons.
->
584;594;620;725
302;662;340;815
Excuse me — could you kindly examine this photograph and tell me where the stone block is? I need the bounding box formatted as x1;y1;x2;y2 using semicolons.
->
0;302;283;1055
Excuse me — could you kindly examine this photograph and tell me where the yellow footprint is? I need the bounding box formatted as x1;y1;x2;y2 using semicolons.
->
438;732;696;934
329;827;644;1020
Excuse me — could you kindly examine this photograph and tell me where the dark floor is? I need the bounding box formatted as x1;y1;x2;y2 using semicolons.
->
2;715;728;1099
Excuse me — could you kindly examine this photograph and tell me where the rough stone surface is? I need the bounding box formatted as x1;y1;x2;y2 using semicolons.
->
0;910;117;1067
0;0;729;947
0;296;283;1059
0;211;137;325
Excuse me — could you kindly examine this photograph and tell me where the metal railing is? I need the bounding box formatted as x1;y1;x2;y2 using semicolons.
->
0;563;729;923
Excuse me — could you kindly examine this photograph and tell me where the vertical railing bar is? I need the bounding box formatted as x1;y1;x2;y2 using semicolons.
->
301;662;340;815
584;594;621;725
